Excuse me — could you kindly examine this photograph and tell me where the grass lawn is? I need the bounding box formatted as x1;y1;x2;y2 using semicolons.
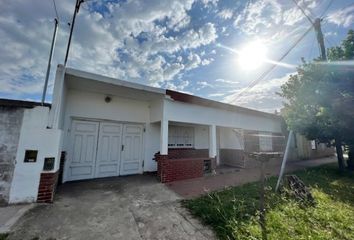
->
183;164;354;240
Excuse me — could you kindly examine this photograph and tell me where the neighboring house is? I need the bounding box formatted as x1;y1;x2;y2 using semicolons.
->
0;65;333;204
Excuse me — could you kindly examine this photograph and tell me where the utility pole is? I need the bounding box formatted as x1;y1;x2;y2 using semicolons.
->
291;1;327;60
313;18;327;61
64;0;85;66
41;18;59;105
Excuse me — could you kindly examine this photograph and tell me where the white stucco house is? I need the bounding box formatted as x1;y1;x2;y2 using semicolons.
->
0;65;333;204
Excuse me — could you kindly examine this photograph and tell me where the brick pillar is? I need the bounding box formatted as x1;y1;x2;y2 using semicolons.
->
37;171;59;203
155;154;169;183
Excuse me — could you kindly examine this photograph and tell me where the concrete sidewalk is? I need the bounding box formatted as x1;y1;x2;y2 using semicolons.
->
167;156;337;199
0;204;34;234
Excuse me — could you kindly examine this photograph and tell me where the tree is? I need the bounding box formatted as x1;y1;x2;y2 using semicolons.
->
279;30;354;171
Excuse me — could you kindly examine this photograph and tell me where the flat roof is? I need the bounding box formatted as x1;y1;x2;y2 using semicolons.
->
65;67;165;95
63;65;280;119
0;98;51;108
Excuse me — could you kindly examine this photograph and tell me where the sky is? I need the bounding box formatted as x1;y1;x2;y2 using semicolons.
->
0;0;353;113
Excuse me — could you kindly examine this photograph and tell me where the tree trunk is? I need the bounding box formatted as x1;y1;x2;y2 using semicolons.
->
347;145;354;171
335;137;345;172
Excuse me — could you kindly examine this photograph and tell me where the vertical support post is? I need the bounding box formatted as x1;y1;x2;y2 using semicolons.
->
259;156;267;240
209;125;217;159
42;18;59;105
160;120;169;155
275;130;293;192
48;65;65;129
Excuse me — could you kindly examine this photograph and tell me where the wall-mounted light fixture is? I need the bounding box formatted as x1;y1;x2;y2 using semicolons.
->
105;96;112;103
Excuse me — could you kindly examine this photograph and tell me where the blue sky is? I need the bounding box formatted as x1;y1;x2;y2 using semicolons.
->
0;0;353;112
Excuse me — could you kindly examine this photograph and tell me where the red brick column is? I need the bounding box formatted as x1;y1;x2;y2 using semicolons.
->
156;154;169;182
37;171;59;203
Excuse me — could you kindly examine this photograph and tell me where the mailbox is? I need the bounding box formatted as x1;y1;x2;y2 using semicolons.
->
24;150;38;163
43;157;55;171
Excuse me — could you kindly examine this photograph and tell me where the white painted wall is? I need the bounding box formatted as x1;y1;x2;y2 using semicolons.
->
165;99;282;133
144;122;160;171
194;125;209;149
64;89;150;125
9;107;63;203
62;89;158;173
149;99;163;123
49;65;66;129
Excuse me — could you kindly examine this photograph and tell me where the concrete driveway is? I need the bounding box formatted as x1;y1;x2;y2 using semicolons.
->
8;175;215;240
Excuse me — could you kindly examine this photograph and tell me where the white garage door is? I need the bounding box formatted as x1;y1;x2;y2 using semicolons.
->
65;120;144;182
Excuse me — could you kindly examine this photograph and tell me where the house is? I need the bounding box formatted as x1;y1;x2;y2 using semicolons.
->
0;65;333;204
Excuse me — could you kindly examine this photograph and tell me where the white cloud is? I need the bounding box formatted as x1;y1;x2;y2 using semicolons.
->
185;53;202;70
208;92;225;97
232;0;318;40
201;58;214;66
327;5;354;28
197;81;213;88
200;0;218;6
223;73;294;112
0;0;219;99
233;0;282;35
218;9;233;19
215;78;239;85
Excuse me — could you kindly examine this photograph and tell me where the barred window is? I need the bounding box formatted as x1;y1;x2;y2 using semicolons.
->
168;126;194;148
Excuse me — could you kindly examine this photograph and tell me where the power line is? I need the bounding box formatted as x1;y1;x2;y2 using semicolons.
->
320;0;334;18
52;0;59;20
291;0;314;24
231;26;314;102
321;2;354;23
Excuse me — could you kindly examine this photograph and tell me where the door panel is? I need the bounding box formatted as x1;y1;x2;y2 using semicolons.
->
95;122;123;178
120;124;143;175
66;120;144;181
67;120;99;181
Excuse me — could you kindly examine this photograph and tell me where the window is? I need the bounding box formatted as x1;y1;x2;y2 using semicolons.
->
311;140;317;150
259;132;273;152
168;126;194;148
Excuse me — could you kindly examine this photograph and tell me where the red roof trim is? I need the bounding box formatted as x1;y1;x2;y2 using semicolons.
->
166;89;280;119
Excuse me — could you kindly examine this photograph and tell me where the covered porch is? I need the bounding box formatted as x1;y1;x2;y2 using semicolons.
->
154;120;286;183
154;120;253;183
154;121;218;183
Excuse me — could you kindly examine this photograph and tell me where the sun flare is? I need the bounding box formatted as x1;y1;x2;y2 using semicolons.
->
237;41;267;70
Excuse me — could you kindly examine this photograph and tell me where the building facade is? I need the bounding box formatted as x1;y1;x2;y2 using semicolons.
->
0;65;333;204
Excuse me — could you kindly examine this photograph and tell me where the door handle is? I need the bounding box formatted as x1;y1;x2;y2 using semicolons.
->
121;145;124;151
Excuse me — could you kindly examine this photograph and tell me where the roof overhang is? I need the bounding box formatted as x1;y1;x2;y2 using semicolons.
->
64;67;166;101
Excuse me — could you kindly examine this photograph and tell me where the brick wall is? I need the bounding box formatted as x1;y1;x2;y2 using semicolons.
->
168;148;209;159
37;171;59;203
156;156;205;183
0;107;24;205
156;149;213;183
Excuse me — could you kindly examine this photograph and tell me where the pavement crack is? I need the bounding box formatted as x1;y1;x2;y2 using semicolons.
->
128;206;145;240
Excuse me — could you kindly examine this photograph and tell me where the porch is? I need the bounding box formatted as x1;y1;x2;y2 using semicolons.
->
154;121;285;183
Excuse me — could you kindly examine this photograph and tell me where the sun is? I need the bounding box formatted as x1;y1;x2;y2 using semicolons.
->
237;41;267;70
